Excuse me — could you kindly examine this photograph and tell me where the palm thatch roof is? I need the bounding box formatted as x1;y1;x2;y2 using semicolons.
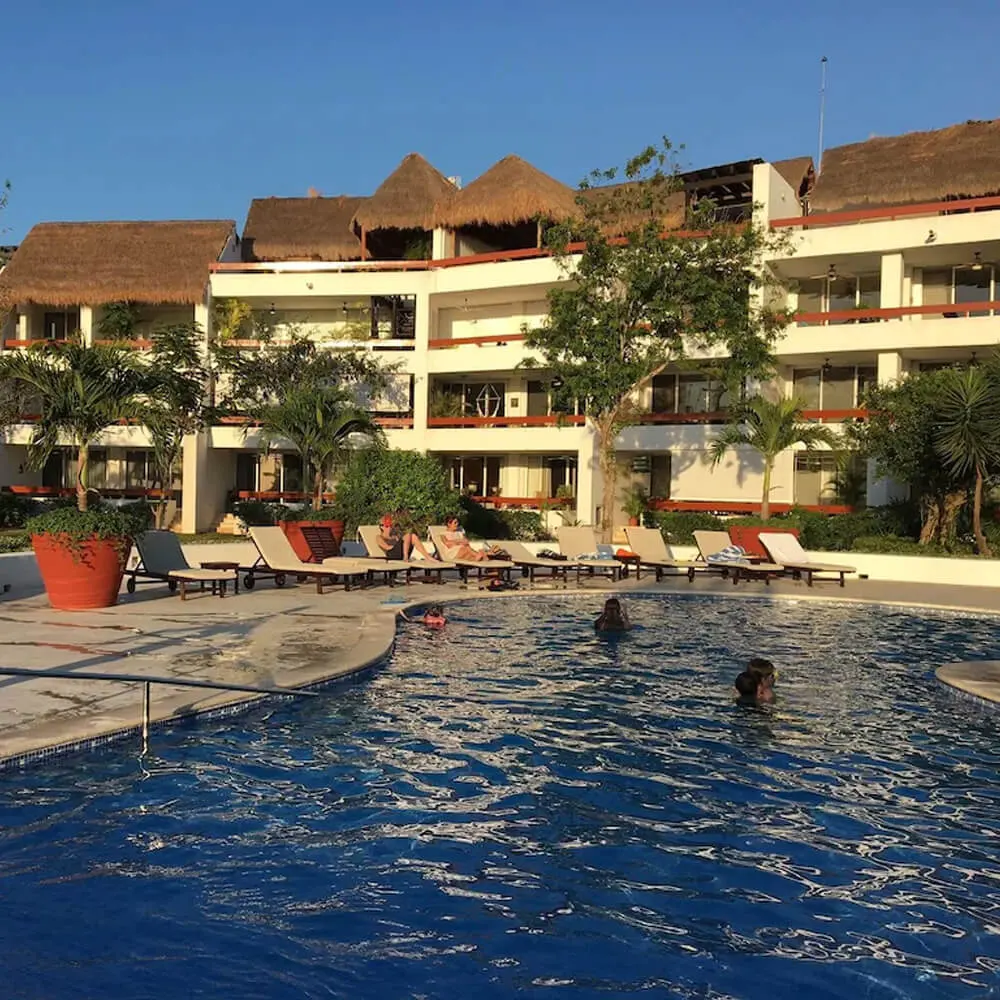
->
352;154;456;232
432;155;577;229
578;182;687;235
811;119;1000;213
242;196;366;261
0;220;234;308
772;156;814;198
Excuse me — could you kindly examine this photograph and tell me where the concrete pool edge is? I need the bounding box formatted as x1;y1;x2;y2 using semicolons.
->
4;576;1000;770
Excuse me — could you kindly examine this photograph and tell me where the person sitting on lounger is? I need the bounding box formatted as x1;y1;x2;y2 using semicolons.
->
378;514;434;561
440;516;491;562
595;597;630;633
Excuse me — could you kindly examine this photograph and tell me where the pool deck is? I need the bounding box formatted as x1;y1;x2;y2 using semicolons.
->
2;572;999;768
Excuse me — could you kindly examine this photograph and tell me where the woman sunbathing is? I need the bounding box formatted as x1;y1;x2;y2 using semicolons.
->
440;516;492;562
377;514;434;561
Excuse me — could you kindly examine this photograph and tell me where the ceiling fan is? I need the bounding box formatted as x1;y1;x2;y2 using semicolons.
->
806;263;854;281
964;250;990;272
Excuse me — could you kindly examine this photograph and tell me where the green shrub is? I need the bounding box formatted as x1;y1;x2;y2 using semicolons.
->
0;531;30;552
25;506;151;561
0;493;38;529
646;511;724;545
335;449;460;534
278;505;342;523
850;534;971;557
234;500;281;526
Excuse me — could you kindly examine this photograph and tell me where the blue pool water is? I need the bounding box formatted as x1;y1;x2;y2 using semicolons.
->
2;594;1000;999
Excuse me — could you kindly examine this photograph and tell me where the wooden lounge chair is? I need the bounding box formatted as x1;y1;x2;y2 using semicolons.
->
556;527;622;583
692;530;784;586
427;525;514;586
357;525;455;584
623;526;699;582
488;539;574;588
759;532;856;587
246;527;371;593
299;524;342;561
127;530;237;600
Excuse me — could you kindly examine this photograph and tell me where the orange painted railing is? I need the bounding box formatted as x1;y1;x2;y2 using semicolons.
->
649;498;852;515
469;496;573;509
6;485;176;499
427;414;586;429
93;339;153;349
795;300;1000;325
235;490;335;502
771;193;1000;230
428;332;529;349
216;415;413;429
800;408;868;421
637;411;728;424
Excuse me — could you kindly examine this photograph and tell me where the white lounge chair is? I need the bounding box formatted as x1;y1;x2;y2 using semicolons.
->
127;530;238;600
357;524;455;584
247;526;372;592
427;525;514;586
623;526;699;582
556;527;622;582
488;539;575;588
692;530;784;586
759;531;856;587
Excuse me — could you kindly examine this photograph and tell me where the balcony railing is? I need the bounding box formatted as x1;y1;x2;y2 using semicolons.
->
233;490;335;503
216;414;414;429
650;498;852;515
637;411;728;425
427;415;586;429
795;301;1000;325
469;495;574;510
771;193;1000;230
428;332;528;349
5;486;177;500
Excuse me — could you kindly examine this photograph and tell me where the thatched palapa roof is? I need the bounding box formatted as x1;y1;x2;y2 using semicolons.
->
352;153;456;232
578;182;687;235
0;220;234;308
432;154;577;229
811;119;1000;213
772;156;814;198
242;196;366;261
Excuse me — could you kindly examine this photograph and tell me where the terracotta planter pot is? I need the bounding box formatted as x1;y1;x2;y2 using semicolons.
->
31;533;128;611
279;519;345;562
627;516;640;527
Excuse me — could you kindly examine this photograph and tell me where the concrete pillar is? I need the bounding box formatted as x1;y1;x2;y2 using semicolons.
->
180;431;219;533
411;291;431;448
877;351;904;385
79;306;93;346
575;431;600;527
880;253;904;310
431;228;454;261
17;311;28;343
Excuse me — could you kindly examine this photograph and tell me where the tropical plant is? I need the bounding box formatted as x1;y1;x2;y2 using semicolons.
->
95;301;141;341
258;385;384;510
524;139;788;537
621;484;649;520
25;505;153;559
709;396;837;519
429;388;465;418
823;451;868;511
144;322;210;527
0;341;149;511
933;365;1000;557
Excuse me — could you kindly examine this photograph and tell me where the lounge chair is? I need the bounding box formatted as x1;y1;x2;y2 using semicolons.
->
357;525;455;585
623;526;699;582
127;530;238;600
246;526;371;592
556;527;622;583
692;530;784;586
759;532;856;587
427;525;514;586
488;539;574;588
299;524;342;561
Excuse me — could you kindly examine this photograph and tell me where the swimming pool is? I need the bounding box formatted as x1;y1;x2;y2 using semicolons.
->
1;594;999;998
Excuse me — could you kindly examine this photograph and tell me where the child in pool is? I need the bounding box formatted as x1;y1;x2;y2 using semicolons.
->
402;605;447;629
595;597;630;633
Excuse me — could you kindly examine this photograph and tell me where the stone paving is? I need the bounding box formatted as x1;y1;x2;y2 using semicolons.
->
2;569;1000;767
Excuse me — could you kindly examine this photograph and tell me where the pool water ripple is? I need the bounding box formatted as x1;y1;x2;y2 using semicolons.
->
1;594;1000;998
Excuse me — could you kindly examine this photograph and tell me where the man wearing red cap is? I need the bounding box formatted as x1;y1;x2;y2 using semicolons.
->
376;514;435;562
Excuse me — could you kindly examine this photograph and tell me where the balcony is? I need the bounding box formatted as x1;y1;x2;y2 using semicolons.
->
427;415;585;429
771;193;1000;231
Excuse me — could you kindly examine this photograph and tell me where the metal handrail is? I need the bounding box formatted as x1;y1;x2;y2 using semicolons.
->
0;667;317;752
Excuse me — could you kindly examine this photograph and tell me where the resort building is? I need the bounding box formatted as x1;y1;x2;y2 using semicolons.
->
1;119;999;531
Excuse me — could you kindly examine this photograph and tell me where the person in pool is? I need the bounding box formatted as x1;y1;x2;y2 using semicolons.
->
734;663;774;704
747;657;776;701
595;597;630;633
377;514;434;561
401;605;447;628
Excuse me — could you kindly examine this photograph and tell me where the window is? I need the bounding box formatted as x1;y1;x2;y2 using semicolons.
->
235;453;259;492
547;457;576;496
443;382;506;418
791;365;873;417
280;453;303;493
449;457;502;496
42;310;79;341
677;374;728;413
651;374;676;413
125;450;154;488
650;454;671;498
922;265;996;316
526;380;549;417
794;452;838;506
796;273;881;324
42;451;68;489
88;450;108;490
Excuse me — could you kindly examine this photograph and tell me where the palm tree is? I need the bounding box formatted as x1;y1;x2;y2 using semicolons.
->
0;341;150;511
258;385;384;509
933;365;1000;557
710;396;837;519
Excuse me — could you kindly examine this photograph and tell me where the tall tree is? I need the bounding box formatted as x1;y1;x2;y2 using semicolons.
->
524;140;787;536
0;340;148;511
709;396;837;519
258;385;383;509
933;365;1000;556
850;368;970;545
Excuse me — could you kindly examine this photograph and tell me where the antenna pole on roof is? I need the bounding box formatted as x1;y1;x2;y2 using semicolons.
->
817;56;828;174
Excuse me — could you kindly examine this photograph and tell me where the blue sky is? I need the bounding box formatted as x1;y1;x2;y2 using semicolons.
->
3;0;999;242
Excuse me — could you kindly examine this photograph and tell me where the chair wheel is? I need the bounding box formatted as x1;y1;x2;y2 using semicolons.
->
244;575;255;590
126;577;136;593
168;580;178;593
275;573;287;588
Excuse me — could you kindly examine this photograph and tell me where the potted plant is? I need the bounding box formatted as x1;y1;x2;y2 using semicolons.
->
622;485;649;527
0;339;154;609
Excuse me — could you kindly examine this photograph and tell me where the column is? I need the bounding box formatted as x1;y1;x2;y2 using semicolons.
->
876;350;904;385
79;306;93;346
17;310;28;343
575;430;600;527
880;253;904;310
411;291;431;449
